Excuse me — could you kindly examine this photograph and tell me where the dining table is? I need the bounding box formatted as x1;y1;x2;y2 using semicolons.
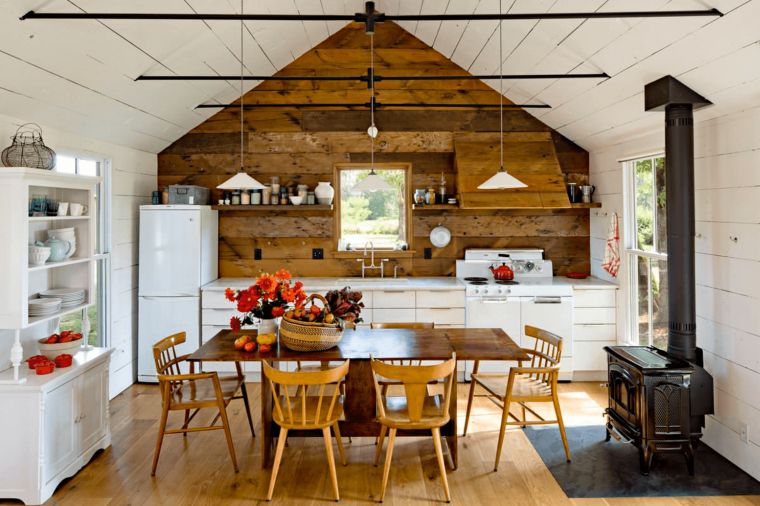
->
187;327;529;469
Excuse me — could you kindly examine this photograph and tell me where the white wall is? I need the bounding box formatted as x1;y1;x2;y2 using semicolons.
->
0;114;156;398
589;106;760;480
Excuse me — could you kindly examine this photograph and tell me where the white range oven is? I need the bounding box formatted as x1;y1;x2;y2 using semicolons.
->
456;249;574;381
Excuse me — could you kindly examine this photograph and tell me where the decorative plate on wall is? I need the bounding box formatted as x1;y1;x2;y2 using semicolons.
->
430;225;451;248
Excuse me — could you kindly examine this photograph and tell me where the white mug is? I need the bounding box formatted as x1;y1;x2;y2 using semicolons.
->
57;202;69;216
69;203;88;216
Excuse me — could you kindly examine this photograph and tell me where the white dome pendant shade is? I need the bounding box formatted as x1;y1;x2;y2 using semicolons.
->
217;171;266;190
351;169;393;193
478;0;528;191
477;167;528;190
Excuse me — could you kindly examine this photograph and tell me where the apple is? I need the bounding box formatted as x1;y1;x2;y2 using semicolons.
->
244;341;256;352
258;343;272;353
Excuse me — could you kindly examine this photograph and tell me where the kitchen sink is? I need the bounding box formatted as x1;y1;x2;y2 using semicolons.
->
335;277;409;284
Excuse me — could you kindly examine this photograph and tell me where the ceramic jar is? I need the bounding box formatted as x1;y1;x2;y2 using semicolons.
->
314;182;334;205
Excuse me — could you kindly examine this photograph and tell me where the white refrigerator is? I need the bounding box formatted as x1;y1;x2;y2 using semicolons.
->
137;205;218;382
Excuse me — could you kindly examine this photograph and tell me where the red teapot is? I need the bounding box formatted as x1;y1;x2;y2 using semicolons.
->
489;262;514;281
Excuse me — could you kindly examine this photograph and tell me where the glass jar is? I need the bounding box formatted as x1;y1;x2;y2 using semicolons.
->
414;189;426;205
252;189;262;205
306;191;315;205
262;185;271;205
231;190;241;205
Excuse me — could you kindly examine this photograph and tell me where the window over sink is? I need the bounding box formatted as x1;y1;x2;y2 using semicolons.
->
334;163;412;252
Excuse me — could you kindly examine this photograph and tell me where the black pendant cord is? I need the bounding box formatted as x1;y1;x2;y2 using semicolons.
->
499;0;504;173
136;72;609;81
195;102;551;109
369;31;375;175
239;0;245;173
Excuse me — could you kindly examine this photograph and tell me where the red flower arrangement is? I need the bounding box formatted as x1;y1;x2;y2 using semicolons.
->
226;269;306;331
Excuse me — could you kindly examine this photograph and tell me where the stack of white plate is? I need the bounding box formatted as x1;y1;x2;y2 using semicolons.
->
29;298;62;317
40;288;86;308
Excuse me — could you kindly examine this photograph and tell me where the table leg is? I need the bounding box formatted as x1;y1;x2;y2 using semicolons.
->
446;363;458;470
260;360;274;468
342;360;380;436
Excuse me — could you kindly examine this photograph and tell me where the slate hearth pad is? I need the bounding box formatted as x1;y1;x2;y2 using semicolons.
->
524;425;760;498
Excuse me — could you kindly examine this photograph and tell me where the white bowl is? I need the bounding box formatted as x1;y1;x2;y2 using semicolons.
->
289;196;303;206
37;339;82;359
29;245;51;266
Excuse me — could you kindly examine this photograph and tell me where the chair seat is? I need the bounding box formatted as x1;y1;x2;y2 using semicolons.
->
273;395;344;429
169;376;243;409
379;394;449;429
472;373;552;400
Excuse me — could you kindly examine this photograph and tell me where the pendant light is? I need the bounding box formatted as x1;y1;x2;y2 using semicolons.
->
218;0;265;192
478;0;527;190
352;31;392;193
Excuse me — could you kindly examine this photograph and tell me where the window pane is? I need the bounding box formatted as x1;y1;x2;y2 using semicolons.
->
59;305;98;346
655;156;667;254
339;169;406;250
634;159;654;251
635;255;650;346
77;159;98;176
56;155;76;174
651;258;669;351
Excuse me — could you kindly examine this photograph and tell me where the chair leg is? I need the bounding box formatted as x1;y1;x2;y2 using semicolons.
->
333;422;347;466
381;384;389;397
521;403;527;428
217;399;239;473
374;424;388;466
183;409;190;436
267;427;288;501
493;395;511;472
240;381;255;438
323;426;341;501
378;428;396;503
432;427;451;503
463;380;477;437
553;393;572;462
151;399;170;476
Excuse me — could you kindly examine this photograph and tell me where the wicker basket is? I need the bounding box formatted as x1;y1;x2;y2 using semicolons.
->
279;294;343;352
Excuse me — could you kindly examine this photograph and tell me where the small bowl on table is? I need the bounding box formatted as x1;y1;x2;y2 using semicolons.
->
289;195;303;206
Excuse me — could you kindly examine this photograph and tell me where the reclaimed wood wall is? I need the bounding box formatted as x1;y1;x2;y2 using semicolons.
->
158;22;590;278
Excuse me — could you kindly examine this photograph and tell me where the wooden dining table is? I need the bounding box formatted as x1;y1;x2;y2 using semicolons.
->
187;327;528;469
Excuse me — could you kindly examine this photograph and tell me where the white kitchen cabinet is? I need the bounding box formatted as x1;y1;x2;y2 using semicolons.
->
415;290;465;309
572;286;618;380
0;349;111;505
415;308;465;326
372;308;416;323
373;290;415;308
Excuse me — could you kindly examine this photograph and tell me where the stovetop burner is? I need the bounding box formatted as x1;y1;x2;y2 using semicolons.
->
464;277;488;282
468;281;487;285
495;280;519;285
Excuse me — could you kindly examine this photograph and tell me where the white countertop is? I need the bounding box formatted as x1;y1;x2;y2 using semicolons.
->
202;276;616;291
0;347;112;392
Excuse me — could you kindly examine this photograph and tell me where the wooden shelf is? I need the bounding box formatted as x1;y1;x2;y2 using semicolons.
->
412;204;460;211
28;215;91;221
28;257;93;272
570;202;602;208
211;204;333;212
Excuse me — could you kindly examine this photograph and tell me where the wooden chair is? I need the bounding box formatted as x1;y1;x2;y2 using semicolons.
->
370;322;435;396
262;359;350;502
150;332;253;476
371;354;456;503
462;325;571;471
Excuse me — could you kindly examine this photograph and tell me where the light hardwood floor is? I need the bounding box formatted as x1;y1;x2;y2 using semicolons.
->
8;381;759;506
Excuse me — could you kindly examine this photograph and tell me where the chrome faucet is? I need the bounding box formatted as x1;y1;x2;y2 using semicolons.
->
357;242;386;278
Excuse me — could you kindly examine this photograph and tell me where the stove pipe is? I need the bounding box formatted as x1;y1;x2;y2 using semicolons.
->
645;76;712;364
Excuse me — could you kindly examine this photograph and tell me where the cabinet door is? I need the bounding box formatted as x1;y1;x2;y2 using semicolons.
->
78;364;108;451
43;379;78;484
373;308;416;323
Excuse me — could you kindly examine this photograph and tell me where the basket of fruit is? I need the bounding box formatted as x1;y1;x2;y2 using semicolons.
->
280;289;363;352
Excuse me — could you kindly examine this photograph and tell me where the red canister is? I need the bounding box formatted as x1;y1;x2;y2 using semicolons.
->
35;360;56;375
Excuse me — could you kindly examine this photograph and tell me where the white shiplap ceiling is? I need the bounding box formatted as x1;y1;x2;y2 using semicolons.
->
0;0;758;154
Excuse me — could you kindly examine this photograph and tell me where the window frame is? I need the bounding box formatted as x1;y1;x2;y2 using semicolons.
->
623;153;667;347
333;162;413;253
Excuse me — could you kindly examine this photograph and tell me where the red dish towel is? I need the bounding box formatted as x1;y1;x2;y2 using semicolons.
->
602;212;620;278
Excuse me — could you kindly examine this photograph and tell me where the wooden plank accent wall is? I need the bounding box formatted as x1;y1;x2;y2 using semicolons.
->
157;22;590;278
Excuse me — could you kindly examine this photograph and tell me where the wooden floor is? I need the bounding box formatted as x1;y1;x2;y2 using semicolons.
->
9;381;760;506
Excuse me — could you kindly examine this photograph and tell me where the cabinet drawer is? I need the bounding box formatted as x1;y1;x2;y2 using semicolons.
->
373;290;415;308
202;290;234;309
110;337;133;371
574;307;616;324
574;289;616;308
416;308;465;326
574;324;616;341
415;290;465;308
574;341;616;371
372;308;416;323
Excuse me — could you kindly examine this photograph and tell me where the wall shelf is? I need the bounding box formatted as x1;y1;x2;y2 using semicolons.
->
28;256;94;272
412;204;460;211
28;215;91;221
27;302;90;327
570;202;602;208
211;204;333;212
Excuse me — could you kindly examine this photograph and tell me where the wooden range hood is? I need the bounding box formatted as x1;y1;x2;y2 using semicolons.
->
455;132;571;209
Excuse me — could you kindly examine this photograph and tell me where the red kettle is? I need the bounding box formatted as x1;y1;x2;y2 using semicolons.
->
489;262;514;281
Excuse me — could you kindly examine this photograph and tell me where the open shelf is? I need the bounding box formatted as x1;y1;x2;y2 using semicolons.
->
212;204;333;212
27;302;89;327
28;257;93;272
570;202;602;208
28;215;91;222
412;204;460;211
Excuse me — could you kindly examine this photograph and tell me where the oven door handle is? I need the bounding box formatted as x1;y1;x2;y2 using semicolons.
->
532;296;563;304
481;297;509;303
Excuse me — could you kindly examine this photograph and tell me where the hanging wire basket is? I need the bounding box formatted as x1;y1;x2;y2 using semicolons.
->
1;123;56;170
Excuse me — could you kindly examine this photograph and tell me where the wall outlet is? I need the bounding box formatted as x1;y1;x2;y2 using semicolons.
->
739;422;749;444
254;248;262;260
424;247;432;259
312;248;324;260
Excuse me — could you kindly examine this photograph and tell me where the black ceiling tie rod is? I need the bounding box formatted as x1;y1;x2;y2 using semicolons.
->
136;72;608;82
194;102;550;109
20;8;722;22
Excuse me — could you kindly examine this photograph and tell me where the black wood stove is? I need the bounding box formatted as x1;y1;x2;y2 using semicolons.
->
604;76;714;475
